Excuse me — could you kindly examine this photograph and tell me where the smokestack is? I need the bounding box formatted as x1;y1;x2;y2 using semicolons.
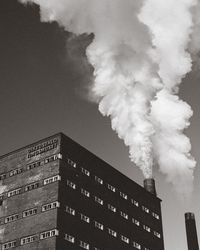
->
185;212;199;250
143;178;157;196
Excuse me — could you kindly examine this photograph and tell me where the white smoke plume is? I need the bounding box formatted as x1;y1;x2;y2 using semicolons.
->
20;0;198;195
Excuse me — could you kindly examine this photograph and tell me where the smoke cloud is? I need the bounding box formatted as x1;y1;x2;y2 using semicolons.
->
20;0;198;196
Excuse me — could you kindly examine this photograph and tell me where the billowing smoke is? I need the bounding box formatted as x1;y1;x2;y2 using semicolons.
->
20;0;198;195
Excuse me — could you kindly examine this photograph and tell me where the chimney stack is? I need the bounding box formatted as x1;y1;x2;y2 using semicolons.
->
185;212;199;250
143;178;157;196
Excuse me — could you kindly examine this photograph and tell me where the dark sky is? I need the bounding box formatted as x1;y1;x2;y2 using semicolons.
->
0;1;200;249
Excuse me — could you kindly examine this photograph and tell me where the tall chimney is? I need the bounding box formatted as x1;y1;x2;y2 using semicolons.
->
185;212;199;250
143;178;157;196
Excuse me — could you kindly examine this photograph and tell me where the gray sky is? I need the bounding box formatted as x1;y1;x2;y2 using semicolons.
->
0;1;200;249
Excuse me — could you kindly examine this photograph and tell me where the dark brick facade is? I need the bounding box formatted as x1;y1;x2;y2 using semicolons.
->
0;133;165;250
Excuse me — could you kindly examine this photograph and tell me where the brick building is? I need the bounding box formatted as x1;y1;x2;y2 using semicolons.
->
0;133;165;250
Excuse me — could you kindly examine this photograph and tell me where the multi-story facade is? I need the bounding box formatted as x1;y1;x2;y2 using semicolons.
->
0;133;165;250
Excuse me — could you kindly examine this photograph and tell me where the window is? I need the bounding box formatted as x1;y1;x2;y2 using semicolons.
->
81;188;90;197
65;234;75;243
108;204;116;213
80;240;90;249
95;176;103;185
81;167;90;176
67;158;77;168
27;161;41;170
42;201;60;212
142;206;150;213
20;235;37;245
23;208;37;218
143;225;151;232
43;175;61;185
132;218;140;226
120;192;128;200
108;228;117;237
154;231;161;238
5;214;19;224
94;196;103;205
121;235;129;244
40;229;59;240
107;184;116;192
2;241;16;249
44;154;62;164
80;213;90;223
0;173;6;180
9;168;23;177
131;199;139;207
8;188;22;197
25;182;39;192
66;206;75;216
133;241;141;249
152;212;160;220
67;180;76;189
120;211;128;220
94;221;104;230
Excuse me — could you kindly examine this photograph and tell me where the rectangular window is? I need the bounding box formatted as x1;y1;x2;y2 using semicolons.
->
95;176;103;185
20;235;37;245
132;218;140;226
80;240;90;249
27;161;41;170
120;211;128;220
2;241;17;249
25;182;39;192
133;241;141;249
5;214;19;224
142;206;150;213
143;225;151;232
66;206;75;216
67;180;76;189
23;208;37;218
108;228;117;237
121;235;129;244
81;167;90;176
65;234;75;243
43;175;61;185
107;184;116;192
94;221;104;230
40;229;59;240
81;188;90;197
152;212;160;220
108;204;116;213
120;192;128;200
94;196;103;205
131;199;139;207
80;213;90;223
67;158;77;168
8;188;22;197
0;173;6;181
42;201;60;212
154;231;161;238
44;154;62;164
9;168;23;177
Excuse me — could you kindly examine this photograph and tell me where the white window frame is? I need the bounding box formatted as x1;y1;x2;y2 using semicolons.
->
65;234;75;243
143;225;151;232
23;207;37;218
120;192;128;200
25;182;39;192
154;231;161;238
40;229;59;240
108;204;116;213
66;206;76;216
20;235;37;245
131;199;139;207
80;240;90;249
121;235;129;244
133;241;141;249
107;184;116;192
42;201;60;212
81;167;90;176
8;188;22;197
132;218;140;226
2;241;17;249
43;175;61;185
67;158;77;168
80;213;90;223
67;180;76;189
81;188;90;197
94;176;103;185
94;196;103;205
108;228;117;237
120;211;128;220
94;221;104;230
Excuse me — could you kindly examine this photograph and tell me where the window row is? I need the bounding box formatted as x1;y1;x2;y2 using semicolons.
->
65;232;143;250
65;160;160;220
64;204;161;243
0;153;62;181
1;201;59;225
2;229;58;249
6;175;61;198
